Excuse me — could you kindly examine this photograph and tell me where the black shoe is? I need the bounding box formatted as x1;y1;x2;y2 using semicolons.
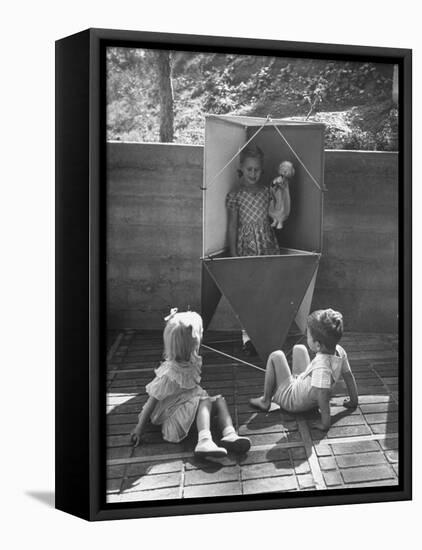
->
242;340;257;357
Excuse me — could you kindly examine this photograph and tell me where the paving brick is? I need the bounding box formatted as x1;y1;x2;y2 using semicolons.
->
379;437;398;450
288;431;303;442
341;465;395;484
298;474;316;489
243;475;297;494
107;464;126;479
290;447;307;460
108;423;136;436
345;479;399;489
238;422;295;436
330;440;380;455
357;387;389;395
107;478;123;494
360;402;397;414
107;412;139;425
385;450;398;463
381;377;398;384
364;412;398;424
122;471;181;493
127;459;183;477
294;460;310;474
186;455;237;469
314;444;332;457
329;414;367;427
108;402;145;415
184;465;239;486
248;433;289;446
120;487;180;502
241;460;293;480
330;406;361;416
183;481;242;498
132;441;184;457
107;445;133;460
323;470;343;487
357;395;392;404
236;386;263;398
393;464;399;476
336;452;387;468
371;422;398;435
239;448;290;465
313;425;371;439
319;457;337;470
238;411;296;425
356;378;383;387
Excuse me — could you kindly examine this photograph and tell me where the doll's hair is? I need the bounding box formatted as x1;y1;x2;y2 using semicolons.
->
239;145;264;166
163;310;203;363
279;161;295;178
307;308;343;350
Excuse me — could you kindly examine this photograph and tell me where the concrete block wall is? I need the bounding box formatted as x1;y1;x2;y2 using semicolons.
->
313;151;398;333
107;143;398;333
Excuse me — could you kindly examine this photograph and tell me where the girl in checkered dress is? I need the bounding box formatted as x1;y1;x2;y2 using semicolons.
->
226;146;279;257
226;146;279;355
249;309;359;431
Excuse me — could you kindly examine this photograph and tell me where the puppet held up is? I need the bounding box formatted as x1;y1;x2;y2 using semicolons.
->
268;161;295;229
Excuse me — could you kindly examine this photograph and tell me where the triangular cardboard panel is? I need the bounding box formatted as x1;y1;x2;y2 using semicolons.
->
204;254;319;360
295;268;319;333
201;263;222;330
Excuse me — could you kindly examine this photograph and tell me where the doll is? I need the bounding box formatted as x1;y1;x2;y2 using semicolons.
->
268;161;295;229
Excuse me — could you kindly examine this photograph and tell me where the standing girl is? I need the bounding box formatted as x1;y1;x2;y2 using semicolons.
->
227;145;280;258
249;308;359;430
130;309;251;457
226;145;280;355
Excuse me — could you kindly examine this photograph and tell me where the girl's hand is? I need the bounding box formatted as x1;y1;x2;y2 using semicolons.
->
130;429;142;447
343;398;358;409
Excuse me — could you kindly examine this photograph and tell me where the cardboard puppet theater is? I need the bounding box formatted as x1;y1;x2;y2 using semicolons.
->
201;114;325;362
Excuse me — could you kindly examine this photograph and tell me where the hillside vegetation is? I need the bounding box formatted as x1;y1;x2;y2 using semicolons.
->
107;49;398;150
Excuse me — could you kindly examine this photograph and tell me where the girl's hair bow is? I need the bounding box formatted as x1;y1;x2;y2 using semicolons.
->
164;307;178;322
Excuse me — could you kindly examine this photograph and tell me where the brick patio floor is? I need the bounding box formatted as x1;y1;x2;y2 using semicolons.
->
106;330;399;502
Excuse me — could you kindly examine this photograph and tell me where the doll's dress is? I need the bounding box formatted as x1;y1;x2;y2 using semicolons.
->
145;356;209;443
226;186;279;256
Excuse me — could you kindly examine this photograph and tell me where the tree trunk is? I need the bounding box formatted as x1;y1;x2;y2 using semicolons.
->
392;64;398;105
154;51;174;142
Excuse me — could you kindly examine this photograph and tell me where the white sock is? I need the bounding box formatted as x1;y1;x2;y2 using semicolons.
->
198;429;212;442
241;330;250;345
222;426;236;438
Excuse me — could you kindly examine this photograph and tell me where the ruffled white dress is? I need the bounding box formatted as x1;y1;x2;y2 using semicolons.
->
145;357;209;443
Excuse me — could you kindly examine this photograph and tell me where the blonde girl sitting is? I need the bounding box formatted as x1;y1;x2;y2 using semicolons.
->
130;309;251;457
249;308;359;430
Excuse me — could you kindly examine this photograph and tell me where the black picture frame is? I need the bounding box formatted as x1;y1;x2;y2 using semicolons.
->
55;27;412;521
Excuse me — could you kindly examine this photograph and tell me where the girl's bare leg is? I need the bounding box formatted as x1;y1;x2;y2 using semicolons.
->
292;344;310;376
249;351;292;411
214;396;251;454
194;398;227;458
196;397;212;432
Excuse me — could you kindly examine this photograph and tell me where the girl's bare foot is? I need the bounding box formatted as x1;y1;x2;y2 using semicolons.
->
249;396;271;412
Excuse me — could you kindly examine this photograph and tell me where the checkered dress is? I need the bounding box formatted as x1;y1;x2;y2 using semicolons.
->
226;186;280;256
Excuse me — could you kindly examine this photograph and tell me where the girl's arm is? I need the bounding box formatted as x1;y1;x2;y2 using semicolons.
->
284;185;291;220
312;387;331;431
227;208;238;257
130;395;158;446
343;371;359;408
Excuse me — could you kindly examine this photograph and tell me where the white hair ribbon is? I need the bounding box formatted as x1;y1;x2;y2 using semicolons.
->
164;307;178;322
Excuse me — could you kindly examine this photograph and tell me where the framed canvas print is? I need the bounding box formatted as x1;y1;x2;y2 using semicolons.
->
55;28;412;521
